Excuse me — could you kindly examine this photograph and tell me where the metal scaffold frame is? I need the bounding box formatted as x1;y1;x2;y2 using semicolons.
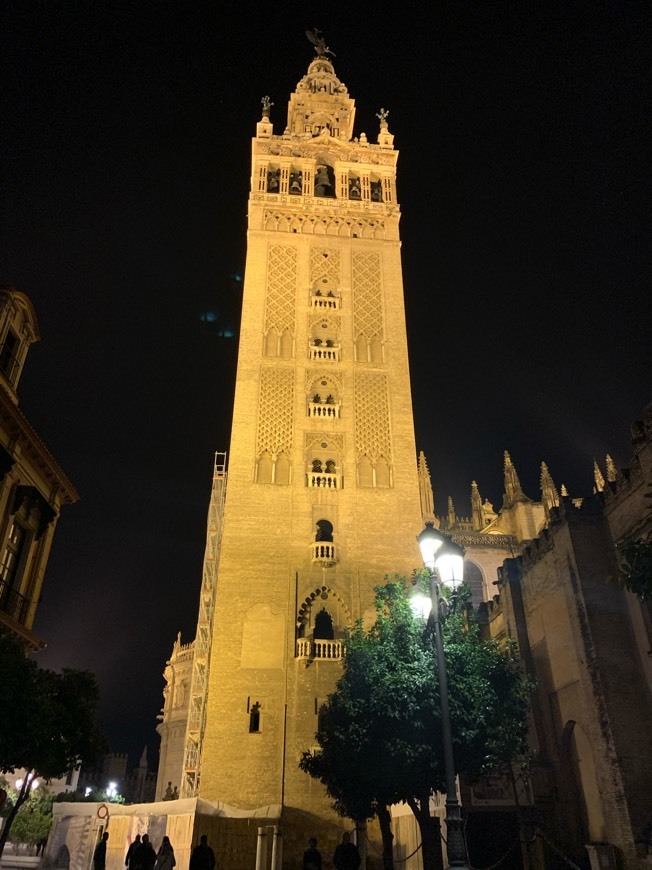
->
180;451;227;798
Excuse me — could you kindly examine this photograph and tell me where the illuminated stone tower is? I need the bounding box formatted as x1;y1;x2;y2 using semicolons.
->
200;41;423;830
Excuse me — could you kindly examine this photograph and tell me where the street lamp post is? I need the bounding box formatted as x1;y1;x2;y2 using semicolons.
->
416;522;470;869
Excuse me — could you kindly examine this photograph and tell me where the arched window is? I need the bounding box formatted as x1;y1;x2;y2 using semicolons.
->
316;520;334;542
349;174;361;200
280;329;293;358
267;167;280;193
358;456;373;487
375;457;390;488
249;701;261;733
276;452;290;485
464;561;485;609
257;452;273;484
314;609;334;640
314;164;335;198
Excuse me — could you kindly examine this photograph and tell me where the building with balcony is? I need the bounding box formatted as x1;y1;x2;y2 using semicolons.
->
0;286;78;650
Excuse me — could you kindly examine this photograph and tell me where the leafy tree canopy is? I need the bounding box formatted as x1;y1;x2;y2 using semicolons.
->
300;578;533;869
0;627;108;857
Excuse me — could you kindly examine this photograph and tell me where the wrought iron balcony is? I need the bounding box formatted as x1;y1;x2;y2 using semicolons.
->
0;581;29;624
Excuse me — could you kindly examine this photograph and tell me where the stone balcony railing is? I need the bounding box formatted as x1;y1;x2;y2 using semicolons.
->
311;294;341;311
308;401;341;419
309;344;341;362
296;639;344;660
306;472;339;489
310;541;337;567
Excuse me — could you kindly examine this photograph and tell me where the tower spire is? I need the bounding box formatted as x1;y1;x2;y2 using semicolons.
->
503;451;526;505
593;459;605;493
540;462;560;518
418;451;437;526
447;496;456;528
471;480;483;530
605;454;617;482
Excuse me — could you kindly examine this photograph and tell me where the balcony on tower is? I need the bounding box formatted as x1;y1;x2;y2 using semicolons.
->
311;289;341;311
296;638;344;660
308;338;340;362
310;540;338;567
308;394;341;419
306;458;340;489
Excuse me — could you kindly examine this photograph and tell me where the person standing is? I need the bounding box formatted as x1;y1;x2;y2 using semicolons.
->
302;837;322;870
189;835;216;870
333;832;360;870
154;836;176;870
134;834;156;870
125;835;141;869
94;832;109;870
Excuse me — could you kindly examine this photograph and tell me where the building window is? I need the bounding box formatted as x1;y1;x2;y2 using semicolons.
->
249;701;262;733
0;521;27;590
0;329;20;382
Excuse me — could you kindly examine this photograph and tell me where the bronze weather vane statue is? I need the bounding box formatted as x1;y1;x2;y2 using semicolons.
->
305;28;335;58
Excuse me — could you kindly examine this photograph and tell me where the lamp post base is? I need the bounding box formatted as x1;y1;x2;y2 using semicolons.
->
445;801;470;869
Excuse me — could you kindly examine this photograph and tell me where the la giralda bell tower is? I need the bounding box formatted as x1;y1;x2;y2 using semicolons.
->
201;37;423;826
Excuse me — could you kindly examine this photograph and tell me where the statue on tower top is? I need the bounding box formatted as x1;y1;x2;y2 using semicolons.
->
306;28;335;57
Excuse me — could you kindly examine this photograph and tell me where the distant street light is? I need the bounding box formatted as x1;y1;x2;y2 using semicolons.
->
416;522;469;870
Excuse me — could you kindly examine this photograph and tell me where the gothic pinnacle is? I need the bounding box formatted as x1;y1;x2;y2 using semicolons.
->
540;462;560;516
593;459;605;493
503;450;525;505
605;454;617;482
471;480;483;530
447;495;456;528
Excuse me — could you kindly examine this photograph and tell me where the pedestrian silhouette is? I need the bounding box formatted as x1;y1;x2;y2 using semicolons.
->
189;835;216;870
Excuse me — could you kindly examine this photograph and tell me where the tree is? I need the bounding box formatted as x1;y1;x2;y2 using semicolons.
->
7;787;53;851
0;627;108;858
300;579;533;870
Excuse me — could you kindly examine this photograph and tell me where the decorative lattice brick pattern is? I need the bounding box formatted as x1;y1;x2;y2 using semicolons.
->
352;250;383;339
264;245;297;334
310;248;341;286
256;366;294;455
354;373;392;461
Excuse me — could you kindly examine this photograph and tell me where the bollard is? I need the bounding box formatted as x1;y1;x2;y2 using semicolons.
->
255;826;268;870
271;825;283;870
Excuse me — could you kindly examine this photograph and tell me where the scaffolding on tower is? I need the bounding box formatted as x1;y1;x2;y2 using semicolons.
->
180;451;227;798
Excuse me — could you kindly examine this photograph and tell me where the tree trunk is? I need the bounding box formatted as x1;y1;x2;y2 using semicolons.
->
0;775;32;859
407;796;443;870
376;804;394;870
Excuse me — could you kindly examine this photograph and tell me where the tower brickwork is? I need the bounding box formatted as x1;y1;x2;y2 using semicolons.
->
199;50;423;821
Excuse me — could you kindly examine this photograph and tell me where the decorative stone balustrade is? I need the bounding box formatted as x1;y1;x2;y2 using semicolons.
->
309;344;341;362
308;401;341;419
311;294;341;310
296;639;344;660
311;541;338;566
306;472;339;489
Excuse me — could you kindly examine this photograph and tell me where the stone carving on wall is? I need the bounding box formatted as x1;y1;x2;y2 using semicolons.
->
256;366;294;456
354;373;392;463
264;244;297;337
352;250;384;343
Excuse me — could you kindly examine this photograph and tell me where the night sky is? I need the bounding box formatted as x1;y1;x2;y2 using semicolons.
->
1;3;649;771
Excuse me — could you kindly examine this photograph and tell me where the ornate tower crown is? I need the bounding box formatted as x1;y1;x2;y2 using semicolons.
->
287;46;356;141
